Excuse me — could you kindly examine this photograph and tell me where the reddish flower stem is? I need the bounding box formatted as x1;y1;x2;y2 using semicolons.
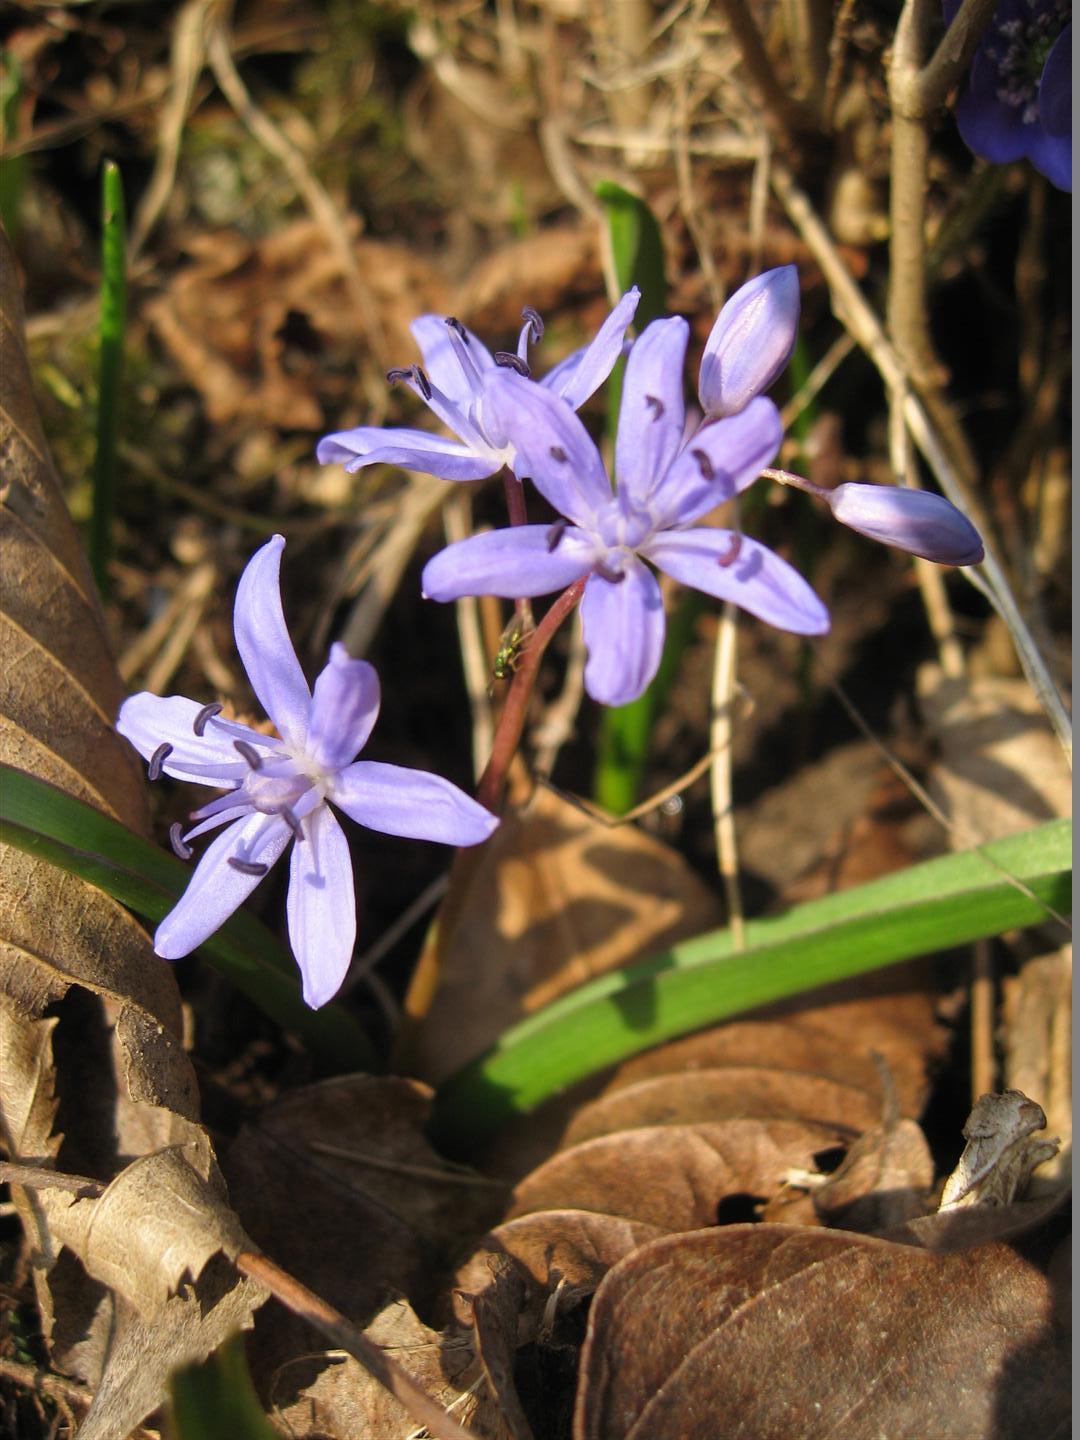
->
476;576;587;813
502;468;529;528
500;467;534;622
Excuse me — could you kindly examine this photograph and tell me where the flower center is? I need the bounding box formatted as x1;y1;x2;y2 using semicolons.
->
988;0;1069;122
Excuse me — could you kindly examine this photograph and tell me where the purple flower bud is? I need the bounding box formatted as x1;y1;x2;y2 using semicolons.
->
826;484;984;566
698;266;801;419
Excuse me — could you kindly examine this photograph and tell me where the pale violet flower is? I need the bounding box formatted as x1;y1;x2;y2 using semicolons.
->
698;266;801;420
117;535;497;1008
316;290;641;481
422;317;829;707
825;482;984;565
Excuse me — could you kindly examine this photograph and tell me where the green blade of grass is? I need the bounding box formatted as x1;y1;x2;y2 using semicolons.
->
169;1335;279;1440
430;820;1071;1153
90;159;126;598
592;180;671;814
0;765;373;1069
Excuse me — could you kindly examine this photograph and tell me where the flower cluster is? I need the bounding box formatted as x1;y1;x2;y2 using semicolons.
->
946;0;1072;191
118;265;982;1008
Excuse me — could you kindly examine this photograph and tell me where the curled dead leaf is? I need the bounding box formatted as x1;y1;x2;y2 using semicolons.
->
575;1225;1069;1439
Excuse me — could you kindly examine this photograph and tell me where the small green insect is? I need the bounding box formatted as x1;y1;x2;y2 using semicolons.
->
490;613;534;687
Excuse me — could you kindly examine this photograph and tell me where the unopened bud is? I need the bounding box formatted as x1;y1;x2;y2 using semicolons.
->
698;266;800;419
827;483;984;566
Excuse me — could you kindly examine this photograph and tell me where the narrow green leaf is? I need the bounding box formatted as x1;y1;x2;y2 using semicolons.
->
593;180;671;813
169;1334;279;1440
90;159;127;598
0;765;373;1070
431;821;1071;1153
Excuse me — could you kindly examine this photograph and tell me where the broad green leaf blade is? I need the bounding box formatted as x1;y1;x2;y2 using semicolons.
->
431;820;1071;1153
0;765;372;1069
90;158;126;598
169;1334;279;1440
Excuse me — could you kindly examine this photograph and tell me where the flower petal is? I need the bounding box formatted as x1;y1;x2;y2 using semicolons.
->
233;536;312;748
698;266;800;418
649;397;782;527
421;525;596;602
316;425;498;481
645;529;830;635
827;483;984;565
287;804;356;1008
614;317;688;505
332;762;499;845
579;558;666;706
481;370;613;525
154;811;291;958
410;314;496;408
306;644;381;770
544;287;641;408
116;693;269;784
1039;24;1071;137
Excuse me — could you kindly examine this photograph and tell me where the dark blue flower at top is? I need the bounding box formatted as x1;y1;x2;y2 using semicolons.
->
946;0;1072;191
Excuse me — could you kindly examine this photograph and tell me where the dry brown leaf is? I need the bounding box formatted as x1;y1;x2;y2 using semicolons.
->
471;1255;535;1440
918;667;1073;847
272;1298;500;1440
224;1075;505;1390
46;1148;253;1319
146;221;449;426
506;1119;847;1230
575;1225;1070;1439
605;985;947;1123
455;1210;663;1335
797;1115;934;1230
0;227;265;1433
561;1068;875;1147
402;784;724;1083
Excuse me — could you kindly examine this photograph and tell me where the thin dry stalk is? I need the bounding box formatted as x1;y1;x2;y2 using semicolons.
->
770;160;1072;764
711;603;744;948
235;1251;478;1440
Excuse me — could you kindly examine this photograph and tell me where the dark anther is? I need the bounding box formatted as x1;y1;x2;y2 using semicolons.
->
445;316;469;343
546;519;569;552
169;822;193;861
522;305;544;341
644;394;665;420
595;561;626;584
192;701;223;737
413;365;433;400
227;857;270;877
494;351;530;376
691;448;714;482
386;365;432;401
233;739;263;770
549;444;568;463
148;743;173;781
277;805;304;840
717;533;744;568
